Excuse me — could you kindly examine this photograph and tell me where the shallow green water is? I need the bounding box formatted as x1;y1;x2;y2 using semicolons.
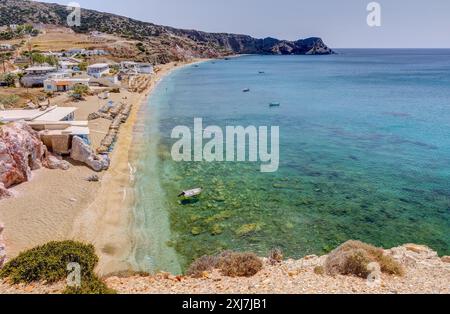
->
132;50;450;273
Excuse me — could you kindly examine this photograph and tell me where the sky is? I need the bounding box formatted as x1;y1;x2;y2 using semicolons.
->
35;0;450;48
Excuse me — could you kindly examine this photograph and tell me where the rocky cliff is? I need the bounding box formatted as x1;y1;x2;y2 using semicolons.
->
0;0;334;63
0;122;69;199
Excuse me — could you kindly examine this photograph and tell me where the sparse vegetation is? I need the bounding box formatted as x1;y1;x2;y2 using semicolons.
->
187;255;218;278
314;266;325;275
0;95;20;108
0;241;115;294
268;248;284;265
0;73;17;87
71;84;90;99
30;53;58;66
0;24;39;40
324;240;404;278
187;251;263;278
78;61;88;71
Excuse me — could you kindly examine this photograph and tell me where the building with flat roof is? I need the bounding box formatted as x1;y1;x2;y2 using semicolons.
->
44;77;90;92
21;66;58;87
120;61;154;75
87;63;110;78
0;106;76;123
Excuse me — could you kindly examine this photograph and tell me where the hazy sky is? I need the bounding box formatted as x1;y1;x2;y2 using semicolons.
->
35;0;450;48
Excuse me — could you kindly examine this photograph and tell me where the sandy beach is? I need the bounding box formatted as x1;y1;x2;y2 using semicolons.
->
0;58;209;275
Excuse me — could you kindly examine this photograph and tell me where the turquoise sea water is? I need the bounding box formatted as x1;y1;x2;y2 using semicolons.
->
131;50;450;274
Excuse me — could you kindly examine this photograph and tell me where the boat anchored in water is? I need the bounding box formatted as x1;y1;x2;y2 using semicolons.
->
243;88;251;93
178;187;203;198
269;102;281;107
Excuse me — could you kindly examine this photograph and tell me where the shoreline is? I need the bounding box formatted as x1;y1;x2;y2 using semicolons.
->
70;58;213;276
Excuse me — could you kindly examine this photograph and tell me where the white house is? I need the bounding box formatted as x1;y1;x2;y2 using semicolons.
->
0;106;76;123
21;66;57;87
120;61;154;75
87;63;110;78
44;76;90;93
0;44;13;51
59;60;80;71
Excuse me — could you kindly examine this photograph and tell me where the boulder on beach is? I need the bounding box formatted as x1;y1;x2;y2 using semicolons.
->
0;122;47;189
43;152;71;171
70;136;110;172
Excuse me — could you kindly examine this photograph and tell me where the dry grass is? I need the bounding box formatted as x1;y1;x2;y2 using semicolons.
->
0;87;47;108
28;28;106;51
187;255;219;278
325;240;404;278
187;251;263;278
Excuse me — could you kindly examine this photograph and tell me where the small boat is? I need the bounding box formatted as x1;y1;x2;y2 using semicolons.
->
178;187;203;198
243;88;251;93
258;71;265;74
269;102;281;107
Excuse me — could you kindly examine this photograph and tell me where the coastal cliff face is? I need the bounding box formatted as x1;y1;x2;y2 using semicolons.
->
0;0;334;63
0;122;46;192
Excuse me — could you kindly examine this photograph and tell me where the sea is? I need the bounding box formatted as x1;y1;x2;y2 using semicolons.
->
129;49;450;274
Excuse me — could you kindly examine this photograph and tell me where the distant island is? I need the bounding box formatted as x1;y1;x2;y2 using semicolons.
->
0;0;334;64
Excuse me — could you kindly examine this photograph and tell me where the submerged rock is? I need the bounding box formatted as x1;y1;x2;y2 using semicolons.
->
235;223;262;236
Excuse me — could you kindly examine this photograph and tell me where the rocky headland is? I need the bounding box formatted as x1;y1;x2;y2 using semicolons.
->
0;0;334;64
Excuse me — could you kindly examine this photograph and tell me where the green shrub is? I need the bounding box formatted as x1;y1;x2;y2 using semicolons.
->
0;241;115;294
0;95;19;108
324;240;404;278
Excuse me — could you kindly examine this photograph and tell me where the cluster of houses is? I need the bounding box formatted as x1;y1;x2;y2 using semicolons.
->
18;56;154;92
1;47;155;156
0;44;13;51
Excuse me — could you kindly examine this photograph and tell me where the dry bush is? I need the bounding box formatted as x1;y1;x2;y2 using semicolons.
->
325;240;404;278
187;251;263;278
186;255;219;278
217;252;263;277
268;248;284;265
314;266;325;275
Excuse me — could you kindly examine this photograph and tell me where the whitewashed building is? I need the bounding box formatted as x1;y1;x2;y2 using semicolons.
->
21;66;57;87
87;63;110;78
120;61;154;75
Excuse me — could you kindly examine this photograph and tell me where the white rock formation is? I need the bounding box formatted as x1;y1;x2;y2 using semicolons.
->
70;136;110;172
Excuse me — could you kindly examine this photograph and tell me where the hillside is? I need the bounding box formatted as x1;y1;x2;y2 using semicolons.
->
0;0;334;63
